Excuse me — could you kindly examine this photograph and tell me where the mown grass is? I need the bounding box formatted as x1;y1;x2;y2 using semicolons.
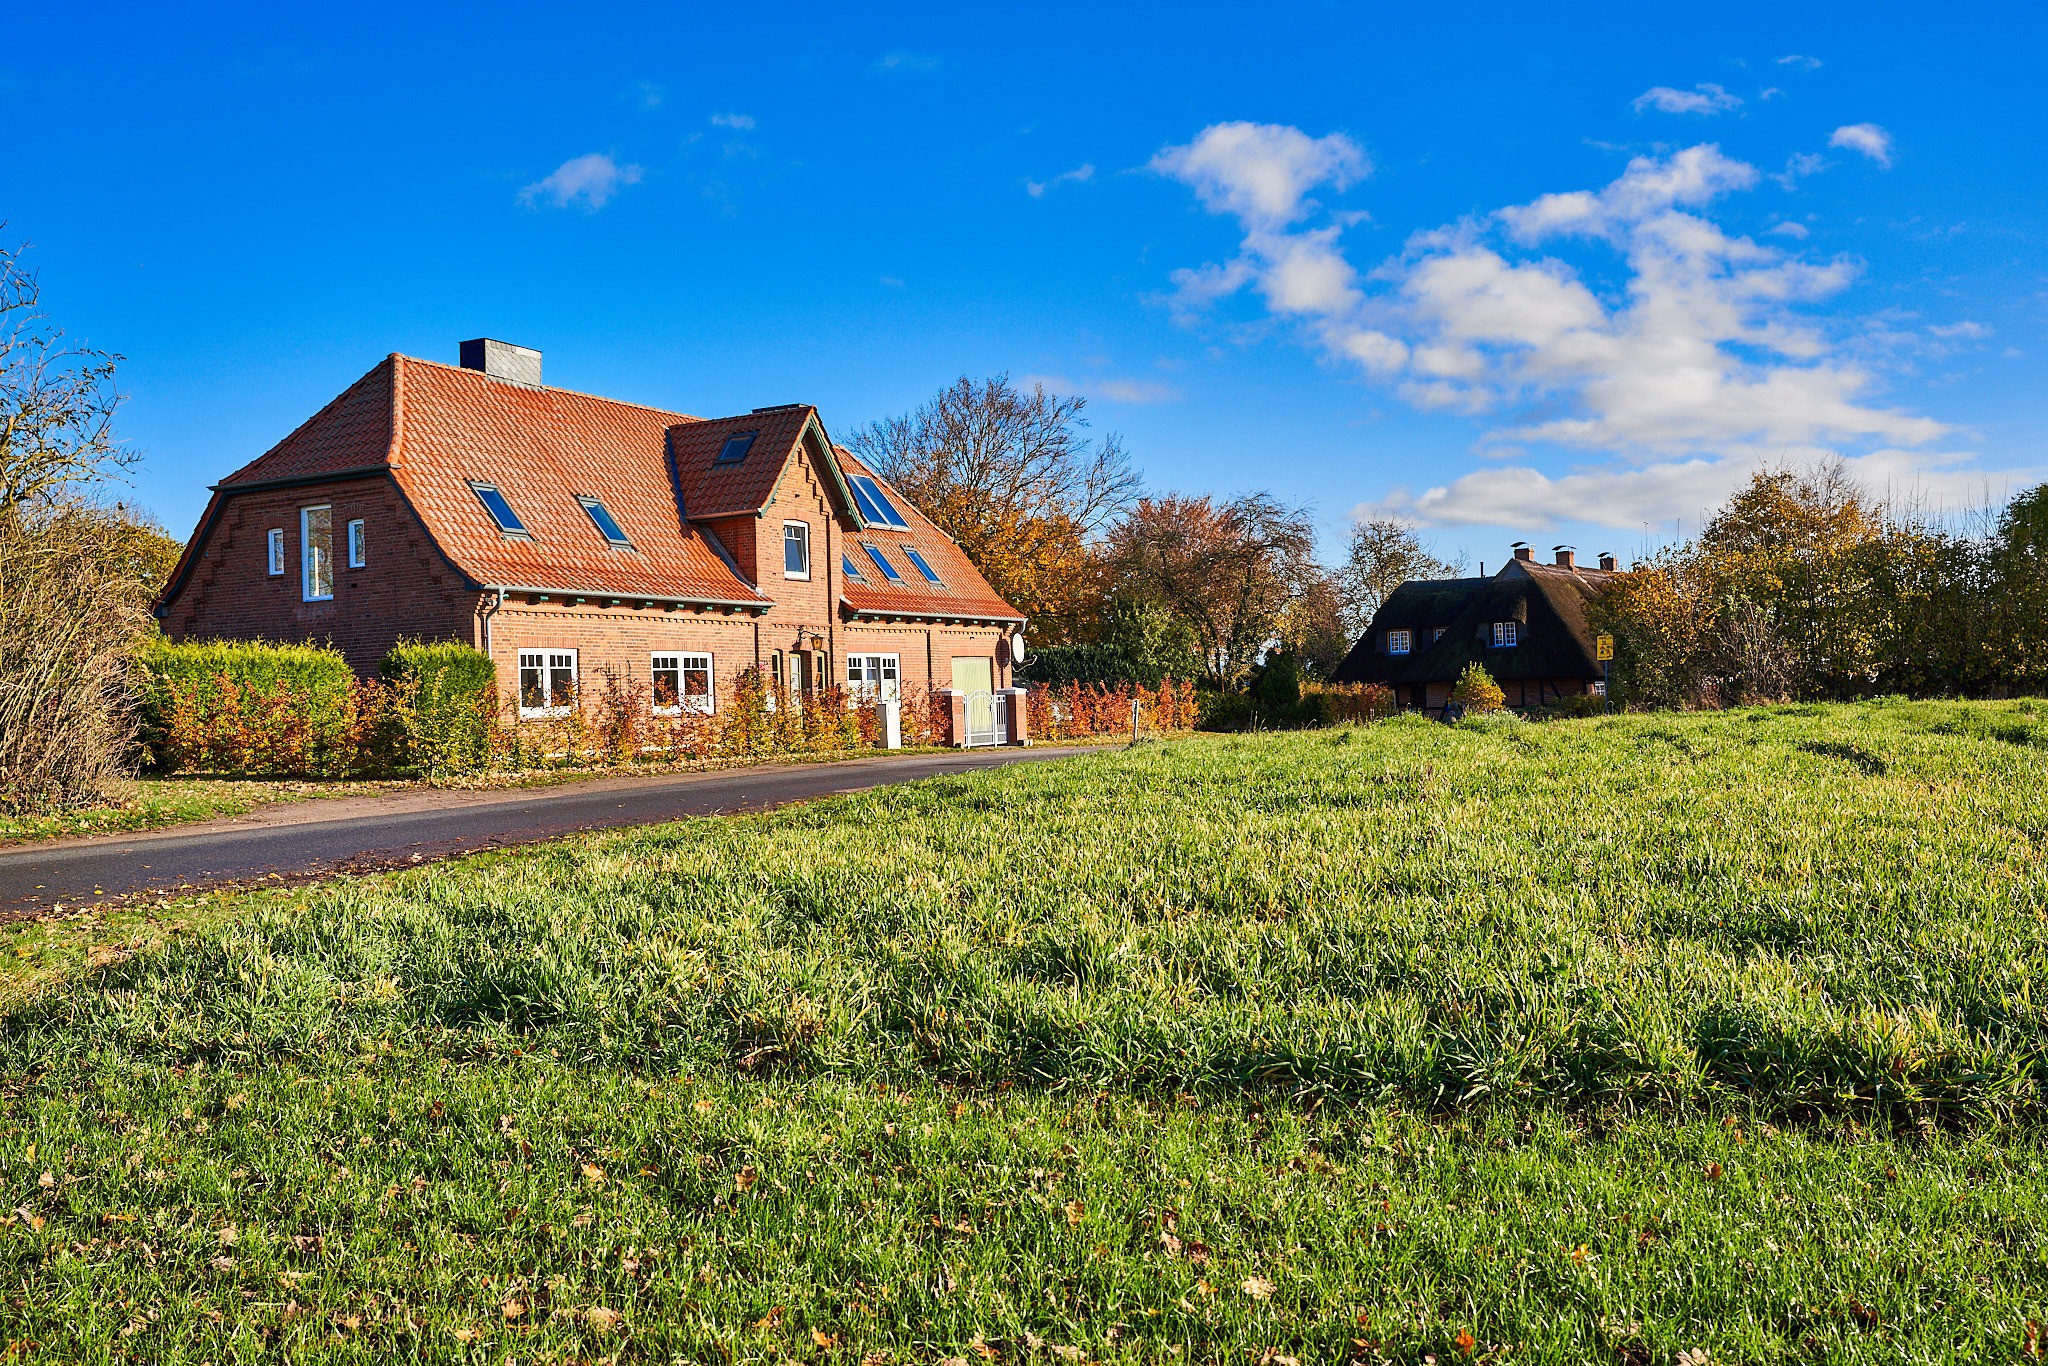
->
2;698;2046;1361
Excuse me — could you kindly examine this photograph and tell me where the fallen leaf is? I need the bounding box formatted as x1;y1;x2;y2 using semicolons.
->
736;1165;759;1192
502;1300;525;1321
582;1305;622;1332
1241;1275;1275;1300
1063;1199;1085;1225
813;1328;840;1347
1455;1330;1477;1357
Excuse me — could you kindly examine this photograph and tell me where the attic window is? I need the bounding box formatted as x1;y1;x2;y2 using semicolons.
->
1492;621;1519;648
841;553;864;582
470;482;530;537
714;432;758;466
901;546;943;584
861;542;903;583
1386;629;1412;656
577;496;633;548
849;475;910;529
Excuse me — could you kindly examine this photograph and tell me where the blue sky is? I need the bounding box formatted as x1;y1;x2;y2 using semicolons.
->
7;1;2044;567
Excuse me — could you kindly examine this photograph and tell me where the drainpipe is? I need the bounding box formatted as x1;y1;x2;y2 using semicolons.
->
481;587;506;660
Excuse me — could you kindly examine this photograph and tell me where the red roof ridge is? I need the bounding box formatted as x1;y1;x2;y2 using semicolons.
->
389;352;704;424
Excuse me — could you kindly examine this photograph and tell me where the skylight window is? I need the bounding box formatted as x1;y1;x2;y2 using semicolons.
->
714;432;758;466
862;543;903;583
848;475;909;528
841;553;864;582
577;496;632;548
901;546;943;584
470;482;529;537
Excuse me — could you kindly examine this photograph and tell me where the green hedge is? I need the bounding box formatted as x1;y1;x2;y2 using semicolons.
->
136;638;360;776
380;640;497;776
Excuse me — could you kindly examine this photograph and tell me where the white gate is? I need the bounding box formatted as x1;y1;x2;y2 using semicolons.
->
964;689;1005;747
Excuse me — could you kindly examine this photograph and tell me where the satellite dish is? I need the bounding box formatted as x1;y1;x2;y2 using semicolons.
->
1010;630;1027;665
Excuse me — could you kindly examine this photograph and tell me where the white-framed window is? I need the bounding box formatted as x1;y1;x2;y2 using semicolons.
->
301;505;334;601
846;652;901;701
652;652;714;715
1492;620;1519;648
347;518;366;568
1431;627;1446;643
266;528;285;576
1387;628;1412;656
783;521;811;579
517;648;578;716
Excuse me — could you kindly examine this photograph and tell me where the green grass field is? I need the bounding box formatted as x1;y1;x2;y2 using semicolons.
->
3;699;2046;1362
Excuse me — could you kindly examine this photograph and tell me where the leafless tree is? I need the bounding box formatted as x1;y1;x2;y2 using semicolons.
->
1334;515;1462;638
0;235;131;515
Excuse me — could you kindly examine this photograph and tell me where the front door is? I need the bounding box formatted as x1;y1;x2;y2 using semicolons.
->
951;656;998;746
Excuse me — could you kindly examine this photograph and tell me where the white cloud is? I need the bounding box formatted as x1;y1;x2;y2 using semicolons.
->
518;153;644;210
1829;123;1894;167
871;51;943;73
1025;163;1095;198
1632;83;1744;116
1157;125;1968;528
1773;151;1828;188
1382;446;2009;530
1151;122;1367;229
1776;54;1823;70
1017;373;1182;404
710;112;756;130
625;81;664;111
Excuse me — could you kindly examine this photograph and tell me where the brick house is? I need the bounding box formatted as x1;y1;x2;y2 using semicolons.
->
156;341;1028;742
1330;544;1619;710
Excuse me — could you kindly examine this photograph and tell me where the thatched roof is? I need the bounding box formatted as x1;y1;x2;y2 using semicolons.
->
1332;557;1617;686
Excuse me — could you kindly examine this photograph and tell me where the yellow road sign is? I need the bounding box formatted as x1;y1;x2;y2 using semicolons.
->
1595;634;1615;662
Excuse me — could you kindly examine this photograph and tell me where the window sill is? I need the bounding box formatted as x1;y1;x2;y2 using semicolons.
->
784;572;812;581
518;707;574;720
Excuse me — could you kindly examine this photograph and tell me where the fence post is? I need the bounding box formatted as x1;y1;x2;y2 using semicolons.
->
1130;696;1140;746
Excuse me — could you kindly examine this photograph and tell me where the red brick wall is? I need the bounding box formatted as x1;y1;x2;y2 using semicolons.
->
159;474;479;676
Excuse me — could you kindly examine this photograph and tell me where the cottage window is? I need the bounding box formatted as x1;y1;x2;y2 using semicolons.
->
652;652;714;715
1387;628;1412;655
518;649;578;716
266;528;285;576
1431;627;1446;642
301;505;334;602
846;652;902;701
784;522;811;579
1492;621;1519;648
347;518;366;568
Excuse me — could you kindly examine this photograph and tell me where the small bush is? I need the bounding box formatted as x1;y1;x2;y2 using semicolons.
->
380;640;496;777
1309;681;1397;724
138;638;367;777
1450;662;1506;715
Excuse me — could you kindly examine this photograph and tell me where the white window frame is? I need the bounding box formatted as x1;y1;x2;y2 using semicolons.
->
300;505;334;602
347;518;366;569
517;648;579;718
1387;628;1412;656
783;521;811;580
1493;620;1519;648
266;528;285;576
845;652;902;701
652;651;715;716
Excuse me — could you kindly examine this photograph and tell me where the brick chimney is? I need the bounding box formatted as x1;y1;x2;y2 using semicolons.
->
1553;546;1576;569
1511;542;1534;562
460;338;542;386
1598;552;1617;571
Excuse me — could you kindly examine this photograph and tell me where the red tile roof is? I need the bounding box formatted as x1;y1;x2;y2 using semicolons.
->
204;354;1022;621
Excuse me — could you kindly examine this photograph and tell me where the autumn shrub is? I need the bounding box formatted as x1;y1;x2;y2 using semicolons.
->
0;506;158;814
1026;678;1197;740
137;638;372;777
1307;681;1396;724
379;640;496;777
1450;662;1506;714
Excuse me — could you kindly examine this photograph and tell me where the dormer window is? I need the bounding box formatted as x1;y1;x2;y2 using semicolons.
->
1492;621;1519;648
577;496;633;548
1386;628;1412;655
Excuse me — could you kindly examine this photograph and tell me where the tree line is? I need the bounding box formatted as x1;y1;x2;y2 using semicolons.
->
849;375;1454;688
1595;463;2048;707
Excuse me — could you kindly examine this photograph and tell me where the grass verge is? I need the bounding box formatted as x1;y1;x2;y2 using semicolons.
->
1;698;2045;1360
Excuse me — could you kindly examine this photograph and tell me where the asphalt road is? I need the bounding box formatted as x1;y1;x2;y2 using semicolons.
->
0;746;1090;918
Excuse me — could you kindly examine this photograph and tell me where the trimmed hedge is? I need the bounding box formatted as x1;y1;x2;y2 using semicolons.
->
381;640;497;776
136;638;361;776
